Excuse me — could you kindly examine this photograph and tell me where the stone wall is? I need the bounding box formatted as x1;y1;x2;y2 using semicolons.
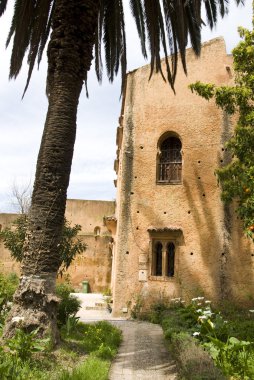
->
112;37;253;317
0;199;115;292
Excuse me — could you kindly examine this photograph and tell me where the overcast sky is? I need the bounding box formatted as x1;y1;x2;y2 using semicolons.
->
0;0;252;213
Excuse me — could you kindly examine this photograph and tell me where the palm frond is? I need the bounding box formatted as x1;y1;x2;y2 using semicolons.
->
99;0;126;93
23;0;53;96
95;0;104;83
129;0;147;58
7;0;35;79
3;0;242;94
37;1;54;65
185;0;201;56
204;0;217;29
0;0;8;16
143;0;165;80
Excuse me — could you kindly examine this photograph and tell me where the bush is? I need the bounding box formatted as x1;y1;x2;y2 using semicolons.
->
0;272;19;325
56;283;81;326
171;332;226;380
80;321;122;354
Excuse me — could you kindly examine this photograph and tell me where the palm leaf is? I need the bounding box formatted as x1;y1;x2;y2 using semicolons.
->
23;0;53;96
99;0;126;94
0;0;244;94
129;0;147;58
7;0;35;79
0;0;8;16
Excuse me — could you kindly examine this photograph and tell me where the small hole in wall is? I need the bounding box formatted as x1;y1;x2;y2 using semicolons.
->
134;176;137;179
131;192;134;195
203;193;206;197
164;211;167;214
221;252;225;256
198;176;201;180
137;211;139;213
188;210;191;214
190;252;193;255
198;160;201;163
222;148;225;151
126;251;129;255
251;254;254;257
220;160;223;163
136;227;139;230
140;145;144;149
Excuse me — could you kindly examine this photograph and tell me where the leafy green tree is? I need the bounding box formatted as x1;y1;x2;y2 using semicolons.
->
0;216;86;277
0;0;241;340
189;11;254;240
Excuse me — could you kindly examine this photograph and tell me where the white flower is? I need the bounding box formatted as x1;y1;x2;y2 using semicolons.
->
192;297;198;301
12;316;24;323
6;302;13;307
249;310;254;313
205;300;211;304
196;309;203;313
203;310;213;316
197;297;205;300
198;315;208;320
193;332;200;336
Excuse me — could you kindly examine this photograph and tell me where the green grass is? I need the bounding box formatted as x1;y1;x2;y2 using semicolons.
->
58;357;110;380
0;321;122;380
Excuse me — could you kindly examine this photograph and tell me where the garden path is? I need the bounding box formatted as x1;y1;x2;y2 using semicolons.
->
109;320;178;380
74;294;178;380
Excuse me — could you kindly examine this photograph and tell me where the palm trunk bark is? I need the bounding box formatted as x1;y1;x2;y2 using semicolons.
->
4;0;100;343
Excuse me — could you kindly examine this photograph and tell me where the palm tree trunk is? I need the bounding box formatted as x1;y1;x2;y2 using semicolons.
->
3;0;100;343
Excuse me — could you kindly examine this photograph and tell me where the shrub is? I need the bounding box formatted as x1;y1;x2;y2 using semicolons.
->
56;283;81;326
6;327;49;362
81;321;122;354
0;272;19;325
171;332;226;380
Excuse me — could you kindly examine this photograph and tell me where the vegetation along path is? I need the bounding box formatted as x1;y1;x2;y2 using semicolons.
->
109;321;177;380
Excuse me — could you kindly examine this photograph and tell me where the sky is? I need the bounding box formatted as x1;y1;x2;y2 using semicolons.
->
0;0;252;213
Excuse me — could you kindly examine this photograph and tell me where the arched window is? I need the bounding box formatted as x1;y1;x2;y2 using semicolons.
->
166;242;175;277
157;136;182;183
154;242;162;276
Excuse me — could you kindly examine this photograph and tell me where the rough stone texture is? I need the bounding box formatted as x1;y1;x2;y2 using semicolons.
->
112;37;253;317
0;199;115;292
109;321;177;380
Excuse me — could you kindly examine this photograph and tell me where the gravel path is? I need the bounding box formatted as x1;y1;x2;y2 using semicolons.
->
74;294;178;379
109;321;178;380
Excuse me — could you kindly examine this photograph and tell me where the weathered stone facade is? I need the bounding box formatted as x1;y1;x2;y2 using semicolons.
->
0;199;115;292
112;37;254;317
